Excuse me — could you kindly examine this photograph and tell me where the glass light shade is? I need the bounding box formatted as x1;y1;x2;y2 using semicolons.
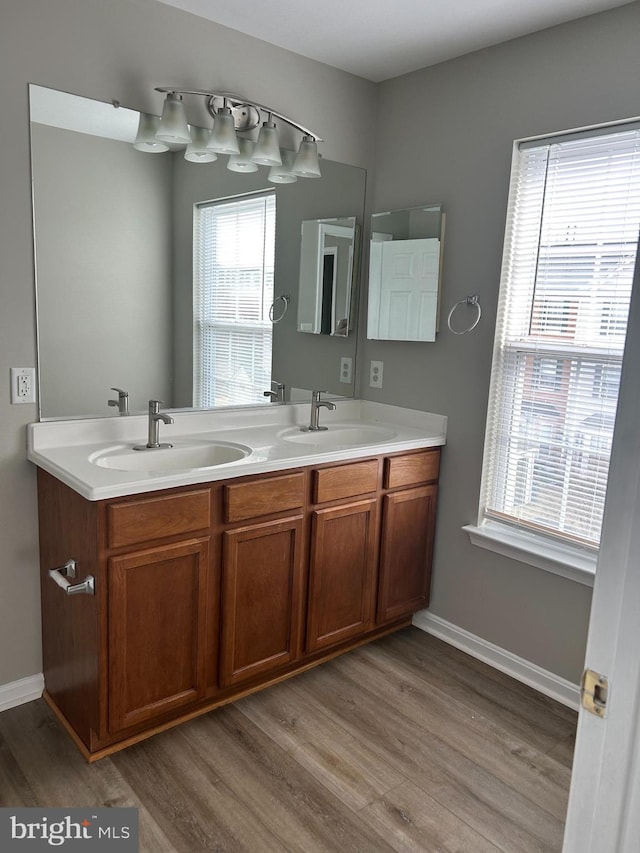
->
156;93;191;145
133;113;170;153
184;126;218;163
206;107;240;155
268;149;297;183
252;122;282;166
291;136;322;178
227;137;258;172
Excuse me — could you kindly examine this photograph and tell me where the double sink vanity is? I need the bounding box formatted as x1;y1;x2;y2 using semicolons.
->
27;84;448;761
29;399;446;760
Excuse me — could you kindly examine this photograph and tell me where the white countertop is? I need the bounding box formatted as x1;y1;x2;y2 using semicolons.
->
27;400;447;501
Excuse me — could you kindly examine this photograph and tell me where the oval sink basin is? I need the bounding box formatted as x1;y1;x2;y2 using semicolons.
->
89;439;251;473
279;423;397;450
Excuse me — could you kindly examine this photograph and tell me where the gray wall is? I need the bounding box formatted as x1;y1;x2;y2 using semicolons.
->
0;0;376;687
32;124;173;418
361;1;640;682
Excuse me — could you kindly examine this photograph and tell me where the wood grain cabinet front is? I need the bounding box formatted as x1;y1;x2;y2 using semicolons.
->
36;446;441;760
108;538;210;733
306;499;379;652
220;516;305;687
377;484;438;623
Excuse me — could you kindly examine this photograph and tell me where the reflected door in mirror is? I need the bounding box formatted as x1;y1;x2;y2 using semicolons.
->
367;204;444;343
368;237;440;341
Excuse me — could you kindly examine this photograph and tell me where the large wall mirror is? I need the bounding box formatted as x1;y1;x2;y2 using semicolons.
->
29;85;367;420
367;204;444;342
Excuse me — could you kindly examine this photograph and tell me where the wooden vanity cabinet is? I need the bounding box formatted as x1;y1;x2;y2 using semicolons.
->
377;450;440;622
306;460;380;651
219;473;306;687
36;447;440;760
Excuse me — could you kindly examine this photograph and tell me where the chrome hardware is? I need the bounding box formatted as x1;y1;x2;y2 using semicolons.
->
108;386;129;415
581;668;609;717
304;390;336;432
133;399;174;450
447;294;482;335
264;380;286;403
48;559;95;596
268;294;290;323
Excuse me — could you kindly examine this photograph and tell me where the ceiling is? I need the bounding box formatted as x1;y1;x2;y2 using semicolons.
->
154;0;632;82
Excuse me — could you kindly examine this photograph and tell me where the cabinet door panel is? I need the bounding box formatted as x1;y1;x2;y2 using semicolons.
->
307;499;378;652
220;517;304;687
109;538;209;733
378;485;437;622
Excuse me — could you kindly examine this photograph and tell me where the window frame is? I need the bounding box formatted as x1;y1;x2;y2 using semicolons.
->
192;189;276;409
467;119;640;582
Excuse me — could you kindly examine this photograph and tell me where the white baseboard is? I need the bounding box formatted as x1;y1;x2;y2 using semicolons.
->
412;611;580;711
0;673;44;713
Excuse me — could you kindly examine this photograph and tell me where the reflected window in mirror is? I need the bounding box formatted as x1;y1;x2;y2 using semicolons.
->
193;191;275;407
367;204;445;342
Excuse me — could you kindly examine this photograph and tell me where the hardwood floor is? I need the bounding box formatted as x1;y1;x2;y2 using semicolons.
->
0;627;576;852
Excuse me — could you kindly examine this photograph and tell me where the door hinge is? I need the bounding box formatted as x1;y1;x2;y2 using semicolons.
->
581;668;609;717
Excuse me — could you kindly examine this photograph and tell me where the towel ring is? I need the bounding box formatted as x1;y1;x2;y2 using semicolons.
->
447;294;482;335
269;294;290;324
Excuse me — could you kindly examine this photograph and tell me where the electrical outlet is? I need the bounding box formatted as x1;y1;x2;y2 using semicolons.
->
339;356;353;384
10;367;36;404
369;360;383;389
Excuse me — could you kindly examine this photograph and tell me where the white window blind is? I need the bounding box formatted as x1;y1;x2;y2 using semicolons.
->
481;125;640;549
193;191;275;408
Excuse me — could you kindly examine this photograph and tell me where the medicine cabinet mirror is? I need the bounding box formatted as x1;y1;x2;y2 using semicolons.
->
297;216;359;336
367;203;444;342
29;85;366;419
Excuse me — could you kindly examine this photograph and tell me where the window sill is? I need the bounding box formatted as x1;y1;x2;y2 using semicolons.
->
463;521;596;587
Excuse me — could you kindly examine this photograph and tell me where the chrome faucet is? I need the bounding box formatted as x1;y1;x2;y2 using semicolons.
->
108;387;129;415
305;390;336;431
264;380;286;403
133;400;174;450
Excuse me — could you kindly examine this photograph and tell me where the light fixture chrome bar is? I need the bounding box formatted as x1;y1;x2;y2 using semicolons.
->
154;87;323;142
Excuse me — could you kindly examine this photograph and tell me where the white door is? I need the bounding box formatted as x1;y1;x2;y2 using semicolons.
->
562;247;640;851
375;238;440;341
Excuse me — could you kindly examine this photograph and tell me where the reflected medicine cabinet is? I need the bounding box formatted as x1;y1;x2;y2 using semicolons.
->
297;216;359;336
367;204;445;342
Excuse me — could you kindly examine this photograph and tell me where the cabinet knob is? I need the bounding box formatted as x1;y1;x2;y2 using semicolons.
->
48;559;95;596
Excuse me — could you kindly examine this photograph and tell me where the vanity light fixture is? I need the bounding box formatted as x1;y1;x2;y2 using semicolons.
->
156;93;191;145
185;126;218;162
268;149;298;183
227;137;259;172
135;88;322;180
133;113;169;153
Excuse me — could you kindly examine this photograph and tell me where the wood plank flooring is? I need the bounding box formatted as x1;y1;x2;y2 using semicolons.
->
0;627;577;852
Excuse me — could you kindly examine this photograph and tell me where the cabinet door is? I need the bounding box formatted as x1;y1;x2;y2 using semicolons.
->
377;484;437;622
108;538;209;733
306;499;378;652
220;516;304;687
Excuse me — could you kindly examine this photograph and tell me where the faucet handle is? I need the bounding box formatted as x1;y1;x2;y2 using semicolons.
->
148;399;164;414
108;387;129;414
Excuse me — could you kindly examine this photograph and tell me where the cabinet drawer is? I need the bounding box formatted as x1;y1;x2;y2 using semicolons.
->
384;449;440;490
224;473;305;523
107;490;211;549
313;459;379;504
